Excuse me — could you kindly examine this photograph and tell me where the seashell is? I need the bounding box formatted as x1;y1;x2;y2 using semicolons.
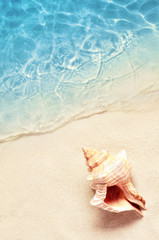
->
82;147;146;216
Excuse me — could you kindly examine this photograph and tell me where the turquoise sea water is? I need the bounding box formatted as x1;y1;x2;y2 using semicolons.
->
0;0;159;141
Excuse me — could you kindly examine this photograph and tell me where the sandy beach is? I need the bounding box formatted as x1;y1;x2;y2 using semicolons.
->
0;110;159;240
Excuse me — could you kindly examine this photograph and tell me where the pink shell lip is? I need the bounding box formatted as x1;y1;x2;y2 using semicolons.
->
104;185;145;216
90;183;146;216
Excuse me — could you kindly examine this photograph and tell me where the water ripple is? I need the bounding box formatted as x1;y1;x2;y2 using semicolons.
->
0;0;159;141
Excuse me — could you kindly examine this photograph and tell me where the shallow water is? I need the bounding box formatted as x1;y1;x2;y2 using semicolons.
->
0;0;159;141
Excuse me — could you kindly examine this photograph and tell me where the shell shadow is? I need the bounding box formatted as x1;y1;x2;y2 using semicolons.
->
94;208;142;229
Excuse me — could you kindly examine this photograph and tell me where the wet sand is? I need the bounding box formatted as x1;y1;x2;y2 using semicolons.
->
0;110;159;240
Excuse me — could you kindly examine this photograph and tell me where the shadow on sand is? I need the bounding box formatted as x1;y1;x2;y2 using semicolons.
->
94;208;143;229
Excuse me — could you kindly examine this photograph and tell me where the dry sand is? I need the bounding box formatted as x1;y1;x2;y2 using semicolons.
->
0;110;159;240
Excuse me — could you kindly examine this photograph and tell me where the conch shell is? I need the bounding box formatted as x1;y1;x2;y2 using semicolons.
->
82;147;146;216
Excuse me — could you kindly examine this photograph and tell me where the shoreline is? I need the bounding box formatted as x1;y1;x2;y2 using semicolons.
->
0;110;159;239
1;101;159;144
1;65;159;143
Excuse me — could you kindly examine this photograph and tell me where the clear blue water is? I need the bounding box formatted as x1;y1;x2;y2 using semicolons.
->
0;0;159;141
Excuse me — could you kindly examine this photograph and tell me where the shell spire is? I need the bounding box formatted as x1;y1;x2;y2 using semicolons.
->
82;147;109;170
82;147;146;216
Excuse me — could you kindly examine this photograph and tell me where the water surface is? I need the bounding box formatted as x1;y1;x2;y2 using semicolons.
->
0;0;159;141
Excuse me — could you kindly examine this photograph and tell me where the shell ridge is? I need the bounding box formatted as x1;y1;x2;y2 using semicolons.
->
109;164;131;186
102;156;129;185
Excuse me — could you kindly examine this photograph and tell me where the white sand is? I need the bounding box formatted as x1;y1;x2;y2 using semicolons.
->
0;110;159;240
